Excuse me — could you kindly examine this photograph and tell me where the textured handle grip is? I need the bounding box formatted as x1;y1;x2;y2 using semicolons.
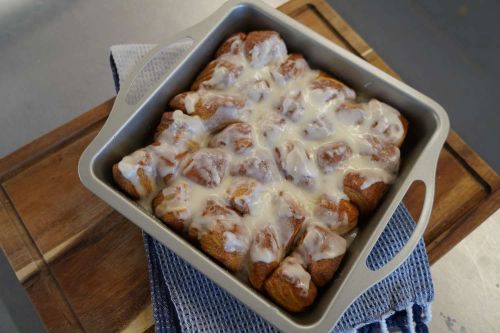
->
93;1;237;140
323;146;441;330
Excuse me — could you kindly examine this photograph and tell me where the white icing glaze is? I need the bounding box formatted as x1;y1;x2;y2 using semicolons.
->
280;256;311;295
298;223;346;262
227;177;263;215
250;224;280;263
203;62;242;90
154;182;191;221
209;122;255;155
166;110;206;140
182;148;229;187
366;99;404;145
247;34;287;68
184;93;199;114
115;32;407;286
118;148;157;197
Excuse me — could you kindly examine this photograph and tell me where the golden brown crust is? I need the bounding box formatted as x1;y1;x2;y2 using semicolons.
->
313;71;345;89
244;31;280;59
215;32;246;58
293;224;346;287
311;71;356;100
315;195;359;235
208;122;254;155
249;261;279;291
248;225;280;290
191;60;218;91
343;172;388;215
248;192;305;290
112;163;140;199
365;137;400;173
199;227;246;272
187;226;199;243
182;148;228;188
154;113;200;153
169;92;247;131
277;53;307;81
191;59;243;91
309;256;343;287
264;262;317;312
154;112;174;140
316;142;353;174
152;183;191;233
169;92;191;112
277;192;306;253
227;178;259;215
152;192;186;233
189;200;249;272
112;163;156;200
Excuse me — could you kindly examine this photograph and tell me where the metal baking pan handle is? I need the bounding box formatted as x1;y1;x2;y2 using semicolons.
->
87;1;239;143
323;141;443;328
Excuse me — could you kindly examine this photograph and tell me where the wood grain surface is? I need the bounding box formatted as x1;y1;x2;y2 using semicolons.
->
0;0;498;332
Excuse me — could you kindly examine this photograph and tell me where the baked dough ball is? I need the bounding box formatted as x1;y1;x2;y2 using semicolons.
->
188;199;250;272
243;31;287;68
154;110;206;151
153;181;192;233
182;148;229;188
343;172;388;215
230;149;281;184
294;223;347;287
208;122;255;155
314;194;359;235
310;71;356;103
191;59;244;91
226;178;262;215
272;53;309;84
275;140;318;190
248;191;306;290
264;256;317;312
215;32;246;58
316;142;353;174
169;91;249;132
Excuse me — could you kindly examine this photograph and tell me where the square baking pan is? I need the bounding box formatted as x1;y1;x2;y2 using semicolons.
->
78;1;449;331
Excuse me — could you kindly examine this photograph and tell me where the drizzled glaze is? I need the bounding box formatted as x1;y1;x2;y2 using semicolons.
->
114;31;407;296
280;256;311;295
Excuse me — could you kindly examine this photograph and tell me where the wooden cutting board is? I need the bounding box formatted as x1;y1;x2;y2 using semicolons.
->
0;0;498;331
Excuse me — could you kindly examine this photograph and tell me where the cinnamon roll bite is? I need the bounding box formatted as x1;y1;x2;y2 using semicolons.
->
264;256;317;312
188;199;251;272
182;148;229;188
294;223;347;287
169;91;249;132
315;194;359;235
153;181;192;233
208;122;255;155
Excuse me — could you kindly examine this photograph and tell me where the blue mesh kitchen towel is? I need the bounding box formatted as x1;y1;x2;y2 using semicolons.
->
110;42;434;333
